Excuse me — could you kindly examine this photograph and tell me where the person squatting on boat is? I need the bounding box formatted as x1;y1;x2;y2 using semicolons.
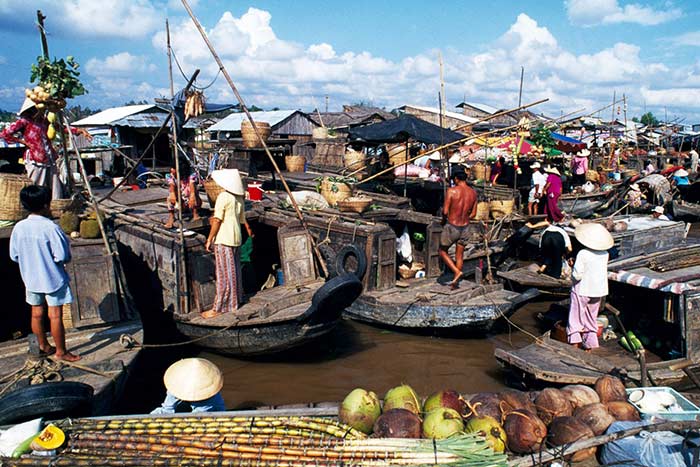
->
527;220;572;279
651;205;670;221
0;98;91;200
151;358;225;414
9;185;80;362
439;168;477;289
164;156;202;229
567;223;613;351
202;169;253;319
624;183;646;209
543;165;564;222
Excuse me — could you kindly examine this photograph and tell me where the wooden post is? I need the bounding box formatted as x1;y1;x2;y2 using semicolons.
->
36;10;49;57
518;66;524;108
403;143;409;197
180;0;329;276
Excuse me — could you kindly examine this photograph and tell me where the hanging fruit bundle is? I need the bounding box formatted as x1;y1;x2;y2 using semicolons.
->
184;90;205;119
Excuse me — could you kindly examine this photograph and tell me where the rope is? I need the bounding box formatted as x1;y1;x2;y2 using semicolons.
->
171;48;221;91
119;316;244;349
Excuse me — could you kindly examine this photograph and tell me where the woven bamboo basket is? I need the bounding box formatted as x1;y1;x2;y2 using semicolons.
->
241;120;271;148
312;127;329;139
490;199;515;219
203;178;225;207
0;173;32;221
474;201;490;220
319;178;353;206
585;170;599;182
50;198;79;219
472;162;491;182
337;197;372;213
285;155;306;173
387;144;407;166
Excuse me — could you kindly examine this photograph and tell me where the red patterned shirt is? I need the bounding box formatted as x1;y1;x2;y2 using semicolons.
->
0;117;57;164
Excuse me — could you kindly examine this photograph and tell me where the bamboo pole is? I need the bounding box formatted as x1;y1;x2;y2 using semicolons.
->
180;0;328;277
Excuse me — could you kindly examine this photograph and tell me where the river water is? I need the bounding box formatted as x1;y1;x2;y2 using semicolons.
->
118;299;551;414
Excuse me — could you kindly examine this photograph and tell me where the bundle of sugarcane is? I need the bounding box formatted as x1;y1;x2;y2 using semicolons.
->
7;415;507;467
184;90;205;119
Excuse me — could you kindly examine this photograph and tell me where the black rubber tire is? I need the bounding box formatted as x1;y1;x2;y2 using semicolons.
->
0;382;94;425
334;244;367;280
306;274;363;324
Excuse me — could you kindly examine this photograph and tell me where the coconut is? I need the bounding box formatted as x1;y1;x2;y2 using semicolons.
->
503;409;547;454
560;385;600;409
423;389;468;416
422;408;464;439
464;416;507;453
500;389;537;416
573;403;615;435
467;393;503;421
606;401;640;421
338;388;381;434
534;388;572;426
383;384;421;415
547;416;596;462
372;408;422;438
59;212;80;234
595;376;626;403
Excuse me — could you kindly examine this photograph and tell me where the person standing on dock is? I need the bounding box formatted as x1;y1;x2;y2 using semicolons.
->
543;166;565;222
9;185;80;362
202;169;253;319
567;223;613;351
151;358;225;414
439;168;477;289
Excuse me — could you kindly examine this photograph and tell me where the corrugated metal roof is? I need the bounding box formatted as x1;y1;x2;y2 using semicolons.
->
401;105;479;124
208;110;298;132
72;105;158;126
456;101;499;114
0;138;23;149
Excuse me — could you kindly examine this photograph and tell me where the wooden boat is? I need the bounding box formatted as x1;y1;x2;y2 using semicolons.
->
672;199;700;221
559;190;610;218
345;279;538;332
497;264;571;293
495;244;700;389
100;187;363;357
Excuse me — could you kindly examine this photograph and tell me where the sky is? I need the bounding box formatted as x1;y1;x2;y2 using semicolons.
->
1;0;700;124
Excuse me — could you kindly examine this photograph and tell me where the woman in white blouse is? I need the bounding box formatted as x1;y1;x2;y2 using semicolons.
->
566;223;614;350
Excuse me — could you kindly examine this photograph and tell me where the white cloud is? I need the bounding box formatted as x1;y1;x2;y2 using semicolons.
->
669;31;700;47
566;0;682;26
0;56;6;65
0;0;160;38
85;52;156;78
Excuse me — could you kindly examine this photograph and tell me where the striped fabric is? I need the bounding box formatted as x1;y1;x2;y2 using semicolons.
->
608;270;692;295
212;244;243;314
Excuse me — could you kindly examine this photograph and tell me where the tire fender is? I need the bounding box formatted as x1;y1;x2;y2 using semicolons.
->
334;244;367;280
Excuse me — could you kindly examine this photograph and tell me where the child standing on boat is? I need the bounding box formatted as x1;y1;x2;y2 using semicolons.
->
9;185;80;361
567;223;613;351
203;169;253;319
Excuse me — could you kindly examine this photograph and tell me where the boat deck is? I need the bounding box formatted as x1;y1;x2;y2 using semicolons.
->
498;265;571;290
363;279;517;306
0;321;142;415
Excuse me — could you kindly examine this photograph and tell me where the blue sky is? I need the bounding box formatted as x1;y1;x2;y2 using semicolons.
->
1;0;700;123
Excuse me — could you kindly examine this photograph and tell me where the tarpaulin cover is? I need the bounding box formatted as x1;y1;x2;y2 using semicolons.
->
348;114;464;145
551;131;587;152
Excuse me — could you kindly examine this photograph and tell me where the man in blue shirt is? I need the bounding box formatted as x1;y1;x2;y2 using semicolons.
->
9;185;80;361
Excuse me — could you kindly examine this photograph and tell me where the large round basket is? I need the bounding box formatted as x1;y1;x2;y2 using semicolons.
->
50;198;80;219
319;178;353;206
343;149;365;179
0;174;32;221
490;199;514;219
241;120;271;148
312;127;329;139
337;197;372;213
474;201;490;221
472;162;491;182
203;178;225;207
285;155;306;173
388;144;407;166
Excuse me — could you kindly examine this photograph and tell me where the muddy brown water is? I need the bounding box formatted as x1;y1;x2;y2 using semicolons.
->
118;299;554;414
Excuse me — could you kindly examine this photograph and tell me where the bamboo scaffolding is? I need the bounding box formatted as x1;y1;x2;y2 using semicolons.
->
452;98;549;132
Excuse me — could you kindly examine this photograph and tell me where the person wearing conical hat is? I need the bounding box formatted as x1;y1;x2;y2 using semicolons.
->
528;161;546;216
0;97;91;200
151;358;225;414
672;168;690;187
202;169;253;319
571;149;590;186
567;223;614;351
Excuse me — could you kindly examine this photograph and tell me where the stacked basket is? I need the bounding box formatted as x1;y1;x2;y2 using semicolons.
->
474;201;490;221
241;120;271;148
0;174;32;221
319;177;353;206
387;144;407;166
490;199;515;219
285;155;306;173
472;162;491;182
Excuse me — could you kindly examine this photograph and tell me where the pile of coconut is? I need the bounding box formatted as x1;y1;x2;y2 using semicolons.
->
339;375;638;461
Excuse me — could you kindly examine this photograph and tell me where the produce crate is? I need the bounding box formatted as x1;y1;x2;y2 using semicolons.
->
626;387;700;421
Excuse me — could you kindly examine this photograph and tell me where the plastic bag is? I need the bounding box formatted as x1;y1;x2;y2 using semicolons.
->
396;226;413;263
600;421;691;467
0;418;42;456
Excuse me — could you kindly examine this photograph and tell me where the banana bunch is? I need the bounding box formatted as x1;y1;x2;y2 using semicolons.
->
184;90;205;119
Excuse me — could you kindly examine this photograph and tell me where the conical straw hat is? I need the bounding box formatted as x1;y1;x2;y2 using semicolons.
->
163;358;223;402
212;169;244;196
574;223;614;251
18;97;36;116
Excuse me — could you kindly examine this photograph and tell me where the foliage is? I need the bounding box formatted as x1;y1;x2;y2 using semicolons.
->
65;105;100;123
0;108;16;123
30;56;86;99
123;100;149;106
529;125;556;154
639;112;659;126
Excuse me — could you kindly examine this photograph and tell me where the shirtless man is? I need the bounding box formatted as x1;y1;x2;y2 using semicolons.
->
439;169;477;288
